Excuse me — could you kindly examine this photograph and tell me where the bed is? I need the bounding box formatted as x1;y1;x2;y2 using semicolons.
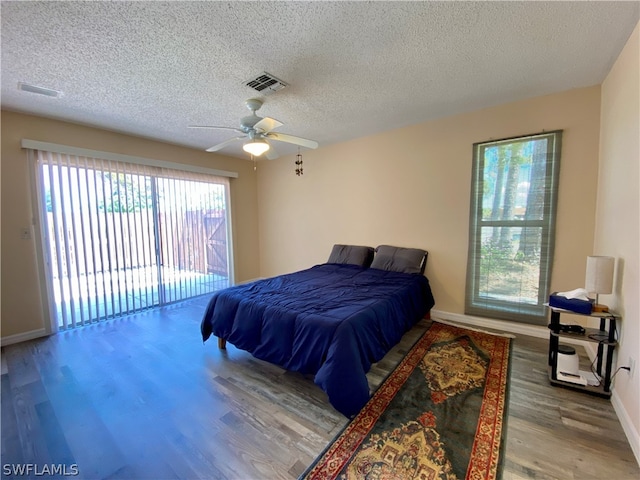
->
200;244;435;417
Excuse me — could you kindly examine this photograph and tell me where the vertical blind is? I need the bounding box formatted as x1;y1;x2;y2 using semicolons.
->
29;147;232;330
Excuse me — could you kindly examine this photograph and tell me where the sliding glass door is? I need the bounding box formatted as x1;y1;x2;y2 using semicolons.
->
33;149;231;330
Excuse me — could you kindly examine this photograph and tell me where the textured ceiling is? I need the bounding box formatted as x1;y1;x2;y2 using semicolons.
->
2;1;639;160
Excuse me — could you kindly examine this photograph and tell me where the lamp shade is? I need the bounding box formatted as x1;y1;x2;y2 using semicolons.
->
585;256;614;294
242;139;269;156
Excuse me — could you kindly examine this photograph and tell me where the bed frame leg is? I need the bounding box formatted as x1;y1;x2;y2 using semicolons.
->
217;337;227;349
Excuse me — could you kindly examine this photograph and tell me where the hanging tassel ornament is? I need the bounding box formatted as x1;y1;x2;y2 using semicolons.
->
295;150;303;176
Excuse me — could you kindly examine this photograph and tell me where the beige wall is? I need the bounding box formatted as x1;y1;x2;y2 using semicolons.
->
257;86;602;319
1;111;261;338
598;22;640;457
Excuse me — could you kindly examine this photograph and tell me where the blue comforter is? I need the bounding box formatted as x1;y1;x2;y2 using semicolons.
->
200;263;435;417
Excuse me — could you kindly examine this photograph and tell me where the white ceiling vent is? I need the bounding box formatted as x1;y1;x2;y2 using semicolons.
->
244;72;287;96
18;82;63;98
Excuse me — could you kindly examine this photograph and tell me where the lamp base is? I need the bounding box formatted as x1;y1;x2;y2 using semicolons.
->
593;303;609;313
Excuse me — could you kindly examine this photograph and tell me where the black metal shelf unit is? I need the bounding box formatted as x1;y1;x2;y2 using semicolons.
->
547;306;619;397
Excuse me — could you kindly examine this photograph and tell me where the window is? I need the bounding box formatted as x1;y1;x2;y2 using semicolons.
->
26;142;235;330
465;131;562;324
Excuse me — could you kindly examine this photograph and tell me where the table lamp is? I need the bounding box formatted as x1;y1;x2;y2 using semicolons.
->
585;256;615;312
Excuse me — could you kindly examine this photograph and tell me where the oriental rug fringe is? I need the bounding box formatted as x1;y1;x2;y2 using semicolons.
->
300;321;512;480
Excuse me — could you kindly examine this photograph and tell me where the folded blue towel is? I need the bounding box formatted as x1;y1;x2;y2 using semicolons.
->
549;293;593;315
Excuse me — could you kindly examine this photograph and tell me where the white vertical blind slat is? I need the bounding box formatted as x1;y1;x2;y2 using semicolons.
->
73;160;88;325
114;159;129;314
57;153;79;327
101;158;116;319
65;156;84;326
167;177;179;303
90;156;106;321
180;177;191;301
142;164;155;309
82;157;96;322
45;154;68;329
129;169;141;311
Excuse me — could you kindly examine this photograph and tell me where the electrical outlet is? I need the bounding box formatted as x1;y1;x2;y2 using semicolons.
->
628;357;636;377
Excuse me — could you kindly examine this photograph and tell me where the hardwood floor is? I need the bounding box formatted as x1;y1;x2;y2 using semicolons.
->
2;296;638;479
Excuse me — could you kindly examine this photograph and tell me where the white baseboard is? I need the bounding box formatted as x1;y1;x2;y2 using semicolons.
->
612;390;640;466
431;309;639;467
1;328;49;346
431;309;549;338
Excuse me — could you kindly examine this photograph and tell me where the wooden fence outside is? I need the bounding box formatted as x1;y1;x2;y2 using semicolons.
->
47;210;228;279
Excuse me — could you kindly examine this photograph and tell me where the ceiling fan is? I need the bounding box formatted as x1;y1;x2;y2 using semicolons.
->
189;98;318;159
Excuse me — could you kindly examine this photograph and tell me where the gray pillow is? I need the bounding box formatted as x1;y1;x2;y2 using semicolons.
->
327;244;375;267
370;245;428;274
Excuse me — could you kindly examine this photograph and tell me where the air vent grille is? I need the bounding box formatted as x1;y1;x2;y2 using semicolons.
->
18;82;63;98
244;72;287;96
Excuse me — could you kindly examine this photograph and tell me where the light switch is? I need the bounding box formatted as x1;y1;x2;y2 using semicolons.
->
20;227;31;240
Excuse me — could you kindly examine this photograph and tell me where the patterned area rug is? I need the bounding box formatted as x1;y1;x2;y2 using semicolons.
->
300;321;512;480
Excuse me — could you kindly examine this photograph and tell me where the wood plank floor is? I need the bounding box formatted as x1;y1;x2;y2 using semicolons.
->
2;296;638;479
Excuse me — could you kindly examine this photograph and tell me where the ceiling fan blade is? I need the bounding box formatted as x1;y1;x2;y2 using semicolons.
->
264;141;280;160
266;132;318;149
205;136;246;152
253;116;283;133
189;125;244;133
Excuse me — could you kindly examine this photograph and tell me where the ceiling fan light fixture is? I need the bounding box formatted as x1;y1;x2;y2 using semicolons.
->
243;138;270;156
